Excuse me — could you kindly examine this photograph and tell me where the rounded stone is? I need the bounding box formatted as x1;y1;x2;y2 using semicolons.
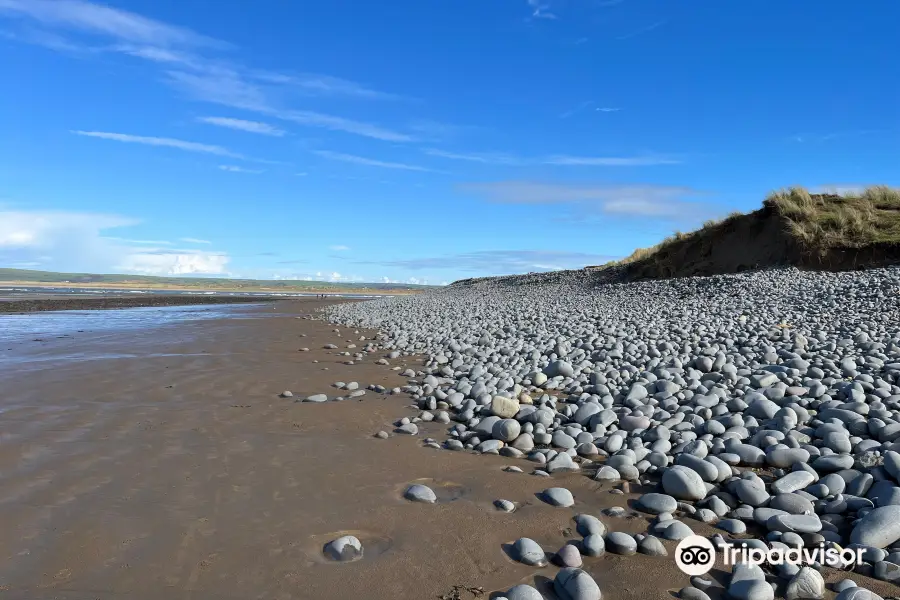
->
323;535;362;561
662;465;707;501
605;531;637;555
638;493;678;514
404;484;437;503
553;567;602;600
542;487;575;507
511;537;548;566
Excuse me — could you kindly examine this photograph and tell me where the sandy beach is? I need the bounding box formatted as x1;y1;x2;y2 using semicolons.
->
0;300;663;600
1;298;896;600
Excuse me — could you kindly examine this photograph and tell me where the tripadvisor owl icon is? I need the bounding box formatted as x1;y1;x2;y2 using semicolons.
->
675;535;716;576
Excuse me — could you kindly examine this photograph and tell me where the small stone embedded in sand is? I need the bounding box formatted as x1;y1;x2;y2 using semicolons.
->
605;531;637;555
553;567;601;600
581;534;605;557
637;535;667;556
680;587;712;600
403;484;437;503
395;423;418;435
574;514;606;537
302;394;328;402
323;535;363;562
547;452;580;473
511;537;547;566
541;487;575;507
279;390;293;398
494;499;515;512
374;431;389;439
324;343;337;349
505;584;544;600
555;543;582;567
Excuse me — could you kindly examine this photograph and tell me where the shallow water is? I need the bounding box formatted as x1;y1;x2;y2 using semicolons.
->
0;303;270;370
0;285;386;299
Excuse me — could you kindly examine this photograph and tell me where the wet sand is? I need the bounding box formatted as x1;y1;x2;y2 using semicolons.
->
0;295;272;313
0;300;891;600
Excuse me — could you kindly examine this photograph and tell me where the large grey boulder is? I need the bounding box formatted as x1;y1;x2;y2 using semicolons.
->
850;506;900;548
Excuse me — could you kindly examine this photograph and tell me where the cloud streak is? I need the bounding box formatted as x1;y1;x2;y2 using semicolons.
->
426;149;680;167
544;155;680;166
461;181;705;219
252;71;406;101
357;249;618;274
0;0;228;49
197;116;286;137
218;165;262;174
617;20;667;40
278;110;413;142
424;149;524;165
72;130;243;158
314;150;432;172
527;0;558;20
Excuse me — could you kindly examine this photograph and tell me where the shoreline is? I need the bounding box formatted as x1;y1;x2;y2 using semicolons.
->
2;299;622;600
0;280;422;295
0;295;277;313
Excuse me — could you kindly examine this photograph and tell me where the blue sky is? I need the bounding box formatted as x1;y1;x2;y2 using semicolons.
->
0;0;897;284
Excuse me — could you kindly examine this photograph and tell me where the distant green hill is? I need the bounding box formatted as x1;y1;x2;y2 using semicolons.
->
0;268;433;293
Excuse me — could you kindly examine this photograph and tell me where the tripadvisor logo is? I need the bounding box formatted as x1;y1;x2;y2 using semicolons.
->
675;535;865;576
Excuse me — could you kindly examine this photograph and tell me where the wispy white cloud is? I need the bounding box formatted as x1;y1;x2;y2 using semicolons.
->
559;100;594;119
1;0;418;144
461;181;705;219
252;71;405;101
544;154;680;166
104;237;173;245
181;237;211;244
357;249;618;274
314;150;432;172
165;68;271;112
559;102;622;118
218;164;262;174
407;119;475;141
197;116;286;137
789;130;882;144
279;110;413;142
72;130;243;158
424;149;524;165
617;20;667;40
329;245;351;251
0;25;95;53
527;0;558;20
426;149;680;167
0;0;228;49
